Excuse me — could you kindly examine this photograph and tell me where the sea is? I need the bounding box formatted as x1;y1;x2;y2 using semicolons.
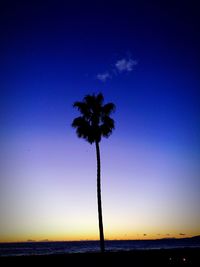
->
0;238;200;257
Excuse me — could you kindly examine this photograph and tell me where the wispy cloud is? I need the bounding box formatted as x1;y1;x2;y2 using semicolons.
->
96;56;138;82
96;72;111;82
115;58;138;72
179;233;185;236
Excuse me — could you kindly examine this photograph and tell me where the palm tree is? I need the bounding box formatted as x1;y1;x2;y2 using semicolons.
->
72;93;115;252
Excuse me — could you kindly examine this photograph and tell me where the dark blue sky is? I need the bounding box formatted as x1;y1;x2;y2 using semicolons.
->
0;0;200;241
1;0;199;134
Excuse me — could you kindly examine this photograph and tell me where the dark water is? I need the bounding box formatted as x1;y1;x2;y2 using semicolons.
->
0;238;200;257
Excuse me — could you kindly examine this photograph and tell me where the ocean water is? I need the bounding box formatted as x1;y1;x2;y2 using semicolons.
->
0;238;200;257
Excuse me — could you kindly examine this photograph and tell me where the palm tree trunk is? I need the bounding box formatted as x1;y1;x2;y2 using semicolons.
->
95;141;105;252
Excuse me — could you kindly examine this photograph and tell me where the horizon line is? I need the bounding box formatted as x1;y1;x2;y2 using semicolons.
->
1;235;199;244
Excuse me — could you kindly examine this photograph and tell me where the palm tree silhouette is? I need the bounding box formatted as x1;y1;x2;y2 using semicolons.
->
72;93;115;252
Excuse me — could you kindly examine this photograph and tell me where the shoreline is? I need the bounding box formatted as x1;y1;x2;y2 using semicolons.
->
1;248;200;266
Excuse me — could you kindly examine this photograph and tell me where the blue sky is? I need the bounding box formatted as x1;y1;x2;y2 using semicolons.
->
0;0;199;241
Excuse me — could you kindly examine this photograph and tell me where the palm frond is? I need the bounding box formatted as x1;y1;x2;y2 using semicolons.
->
102;116;115;128
96;93;104;106
83;94;95;107
100;124;111;137
73;102;90;118
100;116;114;137
72;116;86;128
102;103;116;116
72;116;90;138
72;93;115;144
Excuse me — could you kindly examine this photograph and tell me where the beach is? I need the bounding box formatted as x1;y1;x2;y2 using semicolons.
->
1;248;199;266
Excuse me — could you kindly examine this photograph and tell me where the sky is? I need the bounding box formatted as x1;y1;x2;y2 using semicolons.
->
0;0;200;242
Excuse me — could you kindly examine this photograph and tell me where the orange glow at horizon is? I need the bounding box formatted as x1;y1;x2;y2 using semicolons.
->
1;227;199;243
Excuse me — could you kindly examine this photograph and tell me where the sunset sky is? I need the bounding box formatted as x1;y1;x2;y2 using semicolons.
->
0;0;200;242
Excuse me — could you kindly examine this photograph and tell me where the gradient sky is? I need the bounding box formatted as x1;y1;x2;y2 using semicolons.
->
0;0;200;242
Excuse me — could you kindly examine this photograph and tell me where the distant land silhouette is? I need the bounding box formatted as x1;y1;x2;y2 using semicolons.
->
18;235;200;243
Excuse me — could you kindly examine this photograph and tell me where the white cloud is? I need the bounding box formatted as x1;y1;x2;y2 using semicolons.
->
115;58;138;72
96;72;111;82
96;56;138;82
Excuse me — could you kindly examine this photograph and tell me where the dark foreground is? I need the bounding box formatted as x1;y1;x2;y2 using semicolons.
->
0;248;200;266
